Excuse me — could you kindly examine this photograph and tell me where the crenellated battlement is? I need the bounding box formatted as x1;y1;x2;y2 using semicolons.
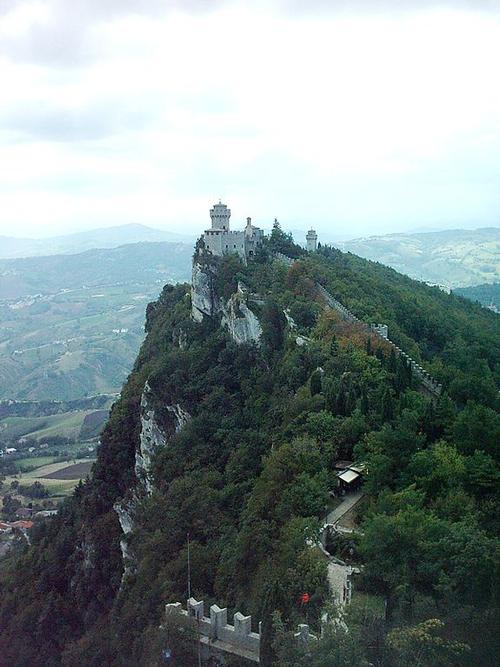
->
165;597;317;663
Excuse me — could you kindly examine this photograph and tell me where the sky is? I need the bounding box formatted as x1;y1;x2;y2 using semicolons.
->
0;0;499;239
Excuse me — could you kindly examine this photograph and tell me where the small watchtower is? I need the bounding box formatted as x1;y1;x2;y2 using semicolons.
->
306;228;318;252
210;201;231;231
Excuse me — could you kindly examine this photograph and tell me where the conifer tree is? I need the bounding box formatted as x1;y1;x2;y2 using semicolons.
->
361;389;370;415
310;370;322;396
366;336;372;356
388;348;397;374
330;334;339;357
381;387;395;421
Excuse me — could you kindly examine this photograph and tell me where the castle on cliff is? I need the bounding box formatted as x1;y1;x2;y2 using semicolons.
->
202;201;264;262
201;201;318;261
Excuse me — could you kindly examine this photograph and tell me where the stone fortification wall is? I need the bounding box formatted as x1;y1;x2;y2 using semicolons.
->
274;255;442;398
317;284;442;397
165;598;317;664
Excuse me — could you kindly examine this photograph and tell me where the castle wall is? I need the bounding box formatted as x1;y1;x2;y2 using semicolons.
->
204;229;247;261
165;598;317;664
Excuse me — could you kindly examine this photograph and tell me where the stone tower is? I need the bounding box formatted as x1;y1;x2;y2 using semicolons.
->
306;228;318;252
210;201;231;231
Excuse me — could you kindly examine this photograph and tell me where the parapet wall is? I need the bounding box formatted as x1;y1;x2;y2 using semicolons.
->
165;598;317;663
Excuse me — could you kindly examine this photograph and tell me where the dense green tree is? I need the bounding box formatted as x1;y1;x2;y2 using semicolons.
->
387;618;469;667
453;400;500;459
261;299;287;353
380;387;395;421
310;370;323;396
359;506;448;620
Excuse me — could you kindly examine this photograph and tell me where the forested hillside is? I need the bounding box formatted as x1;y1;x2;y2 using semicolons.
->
0;229;498;666
455;282;499;310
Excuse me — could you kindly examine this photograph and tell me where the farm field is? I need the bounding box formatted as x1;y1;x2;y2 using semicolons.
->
2;458;96;501
0;409;105;442
42;461;93;480
14;456;58;471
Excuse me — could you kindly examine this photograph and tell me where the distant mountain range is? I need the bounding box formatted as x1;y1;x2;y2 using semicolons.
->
3;223;497;289
0;223;195;259
341;227;499;288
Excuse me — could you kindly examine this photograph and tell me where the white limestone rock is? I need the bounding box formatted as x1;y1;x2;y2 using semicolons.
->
113;385;192;585
166;403;192;432
283;310;297;329
114;498;136;535
191;258;262;345
173;328;188;350
221;295;262;346
135;382;167;494
113;497;137;584
191;261;216;321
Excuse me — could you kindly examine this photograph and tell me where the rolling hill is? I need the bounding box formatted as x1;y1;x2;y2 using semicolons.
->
454;282;500;310
0;242;192;400
342;227;500;288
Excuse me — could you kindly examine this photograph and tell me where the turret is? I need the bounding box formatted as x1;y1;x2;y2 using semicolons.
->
306;228;318;252
210;201;231;231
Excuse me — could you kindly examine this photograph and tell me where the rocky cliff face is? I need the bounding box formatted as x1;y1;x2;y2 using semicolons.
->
115;382;192;580
135;382;167;494
114;498;136;583
221;293;262;345
191;260;216;322
191;258;262;345
166;403;192;432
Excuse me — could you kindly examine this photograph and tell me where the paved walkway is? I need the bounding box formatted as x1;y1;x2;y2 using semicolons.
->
326;491;364;525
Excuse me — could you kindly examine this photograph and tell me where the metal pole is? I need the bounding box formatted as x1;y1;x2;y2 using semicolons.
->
187;532;191;600
187;533;201;665
197;617;202;667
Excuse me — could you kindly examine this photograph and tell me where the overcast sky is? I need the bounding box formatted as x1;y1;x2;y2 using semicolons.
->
0;0;499;239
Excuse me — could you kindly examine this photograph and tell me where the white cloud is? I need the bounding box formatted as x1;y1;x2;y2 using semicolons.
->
0;1;499;238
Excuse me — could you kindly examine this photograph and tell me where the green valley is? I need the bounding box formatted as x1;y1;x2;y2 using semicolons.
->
0;241;192;401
